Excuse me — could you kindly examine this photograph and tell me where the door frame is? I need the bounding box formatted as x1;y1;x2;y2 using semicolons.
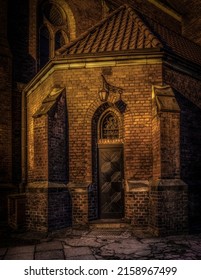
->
97;143;124;219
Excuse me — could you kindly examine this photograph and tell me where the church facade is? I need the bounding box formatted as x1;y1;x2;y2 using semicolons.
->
1;0;201;236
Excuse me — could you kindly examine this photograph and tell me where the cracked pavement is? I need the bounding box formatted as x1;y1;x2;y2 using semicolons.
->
1;228;201;260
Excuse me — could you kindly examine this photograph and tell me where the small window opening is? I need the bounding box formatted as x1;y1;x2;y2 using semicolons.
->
100;112;119;140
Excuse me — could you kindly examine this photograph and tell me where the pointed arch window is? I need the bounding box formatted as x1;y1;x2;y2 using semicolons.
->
100;111;120;140
39;26;50;69
55;30;68;51
37;1;74;71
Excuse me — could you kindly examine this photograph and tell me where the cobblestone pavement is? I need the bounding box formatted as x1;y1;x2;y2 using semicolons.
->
0;228;201;260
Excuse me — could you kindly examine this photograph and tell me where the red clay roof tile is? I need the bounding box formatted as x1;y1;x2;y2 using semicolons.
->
141;15;201;66
56;5;201;67
56;5;162;56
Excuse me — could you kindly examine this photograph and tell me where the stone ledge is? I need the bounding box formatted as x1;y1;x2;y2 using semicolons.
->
68;182;91;193
126;180;149;192
26;181;68;192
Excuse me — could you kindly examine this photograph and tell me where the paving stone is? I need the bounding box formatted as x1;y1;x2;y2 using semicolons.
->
140;238;159;244
35;250;64;260
190;244;201;252
64;246;92;258
100;239;149;255
4;253;34;260
7;245;35;255
36;241;63;252
64;237;101;248
87;230;126;239
1;229;201;260
135;249;152;257
100;249;115;257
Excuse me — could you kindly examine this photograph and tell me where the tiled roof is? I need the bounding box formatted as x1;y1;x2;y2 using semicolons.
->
56;5;162;56
56;5;201;67
141;15;201;66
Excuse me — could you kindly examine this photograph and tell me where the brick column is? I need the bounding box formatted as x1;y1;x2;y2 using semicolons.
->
125;180;149;228
68;182;89;227
150;85;188;235
26;89;71;232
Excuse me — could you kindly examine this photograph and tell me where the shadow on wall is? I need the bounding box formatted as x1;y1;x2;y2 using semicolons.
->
175;90;201;233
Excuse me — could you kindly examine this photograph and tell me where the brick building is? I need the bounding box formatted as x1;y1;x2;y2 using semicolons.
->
1;0;201;235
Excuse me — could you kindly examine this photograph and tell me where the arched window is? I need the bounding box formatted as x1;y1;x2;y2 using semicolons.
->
43;2;65;26
39;26;50;69
37;1;74;71
55;30;67;51
100;111;120;140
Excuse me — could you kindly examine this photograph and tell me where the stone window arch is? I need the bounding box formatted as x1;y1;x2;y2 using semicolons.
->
39;25;51;69
37;0;76;70
98;108;123;144
55;30;69;51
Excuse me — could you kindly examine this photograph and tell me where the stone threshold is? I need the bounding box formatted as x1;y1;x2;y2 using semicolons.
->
89;219;130;229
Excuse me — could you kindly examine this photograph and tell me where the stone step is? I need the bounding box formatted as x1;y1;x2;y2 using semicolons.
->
89;219;131;229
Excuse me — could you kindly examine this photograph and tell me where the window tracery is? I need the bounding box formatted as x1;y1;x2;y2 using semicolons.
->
38;1;71;69
98;110;123;143
101;112;119;139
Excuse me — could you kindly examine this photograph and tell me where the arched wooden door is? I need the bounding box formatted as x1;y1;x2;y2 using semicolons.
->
98;110;124;219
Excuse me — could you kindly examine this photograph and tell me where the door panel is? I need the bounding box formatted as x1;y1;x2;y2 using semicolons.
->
98;146;123;219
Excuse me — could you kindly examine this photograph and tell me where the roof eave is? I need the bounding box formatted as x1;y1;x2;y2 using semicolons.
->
24;48;164;95
55;47;163;60
163;51;201;80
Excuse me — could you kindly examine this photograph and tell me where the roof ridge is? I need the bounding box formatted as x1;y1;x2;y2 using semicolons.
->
56;5;128;56
127;7;163;48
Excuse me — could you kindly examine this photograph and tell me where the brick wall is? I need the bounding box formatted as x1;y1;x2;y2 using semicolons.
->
67;0;102;36
26;60;162;230
33;116;48;181
26;76;55;182
164;66;201;231
152;106;161;179
26;188;48;231
182;0;201;45
149;184;188;236
160;112;180;178
88;183;98;221
26;90;72;231
150;83;189;235
48;187;72;230
69;184;89;227
26;57;200;234
125;188;149;227
48;92;69;182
